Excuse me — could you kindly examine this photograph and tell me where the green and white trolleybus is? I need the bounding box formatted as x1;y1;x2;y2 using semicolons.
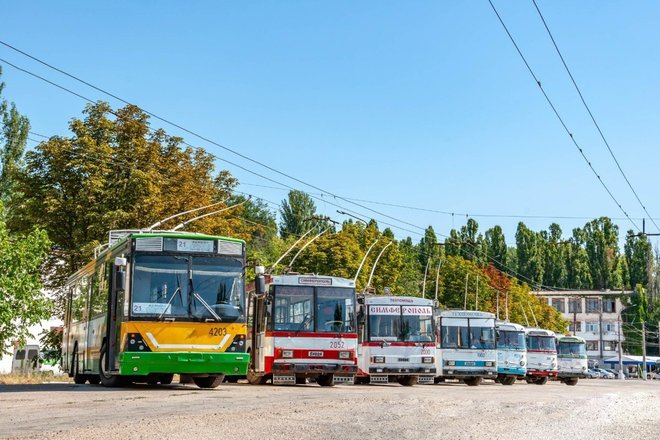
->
62;230;249;388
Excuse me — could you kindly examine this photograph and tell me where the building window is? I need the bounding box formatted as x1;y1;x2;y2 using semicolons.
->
603;322;616;333
603;299;616;313
585;322;599;333
568;298;582;313
586;340;599;351
586;298;600;313
569;321;582;332
552;298;565;313
603;341;617;351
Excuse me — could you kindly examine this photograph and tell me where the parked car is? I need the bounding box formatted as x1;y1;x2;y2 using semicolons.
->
595;368;615;379
586;369;601;379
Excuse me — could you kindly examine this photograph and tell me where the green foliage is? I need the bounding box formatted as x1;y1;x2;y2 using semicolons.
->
9;102;248;315
38;327;62;366
278;190;323;237
0;67;30;208
0;202;52;354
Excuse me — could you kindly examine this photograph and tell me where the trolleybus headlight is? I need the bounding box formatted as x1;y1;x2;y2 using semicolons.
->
372;356;385;363
422;357;434;364
339;351;351;359
445;360;455;366
281;350;294;358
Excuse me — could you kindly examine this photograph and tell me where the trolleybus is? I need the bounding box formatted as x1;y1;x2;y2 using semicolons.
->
62;231;249;388
557;335;587;386
247;272;358;386
435;310;497;386
524;328;557;385
495;321;526;385
355;295;435;385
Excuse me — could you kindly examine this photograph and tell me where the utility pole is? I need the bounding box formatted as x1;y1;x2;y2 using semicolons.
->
573;298;577;336
505;290;509;321
464;273;469;309
617;314;624;380
496;288;500;321
475;276;479;311
642;320;647;381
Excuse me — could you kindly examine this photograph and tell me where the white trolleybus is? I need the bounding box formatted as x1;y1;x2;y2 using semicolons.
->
495;321;527;385
556;335;588;386
524;328;557;385
247;272;358;386
355;295;436;386
435;310;497;386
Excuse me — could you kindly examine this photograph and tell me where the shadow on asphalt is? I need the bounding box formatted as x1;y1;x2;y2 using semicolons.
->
0;382;197;393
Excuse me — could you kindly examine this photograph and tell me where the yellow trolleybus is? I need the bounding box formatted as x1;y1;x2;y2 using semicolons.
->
62;230;248;388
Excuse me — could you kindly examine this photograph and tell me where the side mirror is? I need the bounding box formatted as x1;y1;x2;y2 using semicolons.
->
256;274;267;296
114;266;126;291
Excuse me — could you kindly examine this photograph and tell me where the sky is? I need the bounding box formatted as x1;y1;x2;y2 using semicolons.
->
1;1;660;248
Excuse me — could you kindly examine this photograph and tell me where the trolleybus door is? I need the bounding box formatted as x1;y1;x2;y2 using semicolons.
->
105;259;126;372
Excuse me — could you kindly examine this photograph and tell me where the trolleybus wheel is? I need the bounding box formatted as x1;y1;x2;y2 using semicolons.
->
159;374;174;385
535;377;548;385
72;349;86;384
564;378;578;386
397;376;418;387
463;377;482;386
193;375;224;389
247;370;269;385
502;376;516;386
316;374;335;387
99;344;125;387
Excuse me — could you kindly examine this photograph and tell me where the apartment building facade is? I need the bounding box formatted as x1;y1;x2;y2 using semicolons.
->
535;290;631;364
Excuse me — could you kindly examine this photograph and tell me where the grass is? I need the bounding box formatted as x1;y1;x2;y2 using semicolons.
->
0;372;72;385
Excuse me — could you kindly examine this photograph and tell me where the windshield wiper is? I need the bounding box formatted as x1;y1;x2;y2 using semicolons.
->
158;286;182;321
193;292;222;322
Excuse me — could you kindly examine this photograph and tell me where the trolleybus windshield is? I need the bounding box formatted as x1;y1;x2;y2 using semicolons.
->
131;255;245;322
368;306;434;342
271;286;356;333
527;336;556;351
441;318;495;349
497;331;526;350
558;342;587;357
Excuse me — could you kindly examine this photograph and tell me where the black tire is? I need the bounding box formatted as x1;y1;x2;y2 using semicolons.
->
159;374;174;385
246;370;269;385
99;344;124;387
193;375;224;389
397;376;417;386
464;377;482;386
72;349;86;384
502;376;516;386
564;378;578;386
316;374;334;387
295;376;307;385
535;377;548;385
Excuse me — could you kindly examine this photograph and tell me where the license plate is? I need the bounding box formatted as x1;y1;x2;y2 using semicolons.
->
308;351;323;357
464;361;475;366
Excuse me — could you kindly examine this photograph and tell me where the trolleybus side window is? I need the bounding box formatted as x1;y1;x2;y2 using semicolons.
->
71;277;90;322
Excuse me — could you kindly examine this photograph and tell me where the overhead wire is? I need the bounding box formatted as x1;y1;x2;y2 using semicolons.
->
531;0;660;234
0;49;573;292
487;0;641;233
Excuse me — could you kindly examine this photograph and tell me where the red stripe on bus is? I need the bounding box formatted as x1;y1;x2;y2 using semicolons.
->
275;349;355;360
266;331;358;339
361;342;435;347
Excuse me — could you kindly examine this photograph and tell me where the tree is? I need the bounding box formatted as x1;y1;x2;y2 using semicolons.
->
542;223;568;288
0;67;30;207
0;202;51;353
515;222;545;287
583;217;619;289
10;102;245;313
485;225;507;271
624;230;651;290
279;190;319;237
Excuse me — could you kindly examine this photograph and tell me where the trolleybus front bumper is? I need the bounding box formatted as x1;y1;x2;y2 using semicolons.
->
119;352;248;376
272;362;357;375
526;369;558;377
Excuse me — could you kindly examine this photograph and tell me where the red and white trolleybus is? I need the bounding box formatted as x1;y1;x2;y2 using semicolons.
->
247;270;358;386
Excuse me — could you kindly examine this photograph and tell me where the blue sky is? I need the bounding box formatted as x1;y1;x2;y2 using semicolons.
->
2;1;659;247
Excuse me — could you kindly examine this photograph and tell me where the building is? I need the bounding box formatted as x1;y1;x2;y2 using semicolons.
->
535;290;631;365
